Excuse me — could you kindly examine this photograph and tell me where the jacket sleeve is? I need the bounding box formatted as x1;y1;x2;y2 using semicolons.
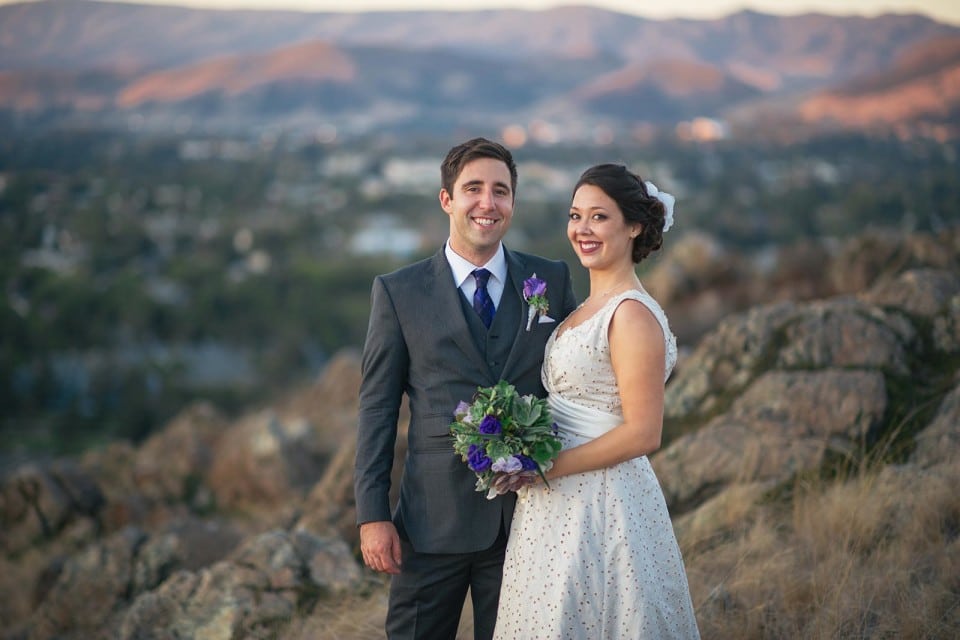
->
354;275;409;525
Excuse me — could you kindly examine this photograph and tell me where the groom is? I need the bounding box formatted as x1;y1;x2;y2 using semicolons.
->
354;137;577;639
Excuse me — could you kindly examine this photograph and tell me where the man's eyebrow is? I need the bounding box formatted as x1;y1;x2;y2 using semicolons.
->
460;179;512;193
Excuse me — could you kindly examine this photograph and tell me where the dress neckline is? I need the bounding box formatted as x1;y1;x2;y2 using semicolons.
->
554;289;646;342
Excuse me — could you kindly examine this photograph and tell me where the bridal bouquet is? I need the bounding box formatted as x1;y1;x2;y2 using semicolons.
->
451;380;562;499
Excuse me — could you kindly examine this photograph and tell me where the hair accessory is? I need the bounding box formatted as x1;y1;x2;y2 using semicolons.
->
644;181;675;233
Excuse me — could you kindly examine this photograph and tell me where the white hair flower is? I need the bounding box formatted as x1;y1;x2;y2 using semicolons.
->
644;181;675;233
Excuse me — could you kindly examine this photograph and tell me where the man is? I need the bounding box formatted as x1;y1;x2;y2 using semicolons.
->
354;137;577;639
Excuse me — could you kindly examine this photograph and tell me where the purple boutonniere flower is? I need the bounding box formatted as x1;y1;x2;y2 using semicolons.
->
523;273;550;331
523;276;547;300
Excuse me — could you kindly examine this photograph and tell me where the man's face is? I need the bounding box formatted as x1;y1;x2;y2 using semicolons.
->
440;157;514;265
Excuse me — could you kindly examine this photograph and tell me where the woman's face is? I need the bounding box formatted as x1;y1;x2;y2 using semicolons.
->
568;184;639;271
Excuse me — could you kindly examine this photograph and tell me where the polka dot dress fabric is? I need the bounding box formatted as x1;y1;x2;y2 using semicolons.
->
494;291;699;639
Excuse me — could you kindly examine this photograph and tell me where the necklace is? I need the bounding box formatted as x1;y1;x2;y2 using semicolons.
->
560;278;641;338
589;279;638;301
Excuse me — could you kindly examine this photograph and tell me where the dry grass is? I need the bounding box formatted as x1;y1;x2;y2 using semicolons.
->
685;458;960;639
287;585;389;639
287;461;960;639
286;576;476;639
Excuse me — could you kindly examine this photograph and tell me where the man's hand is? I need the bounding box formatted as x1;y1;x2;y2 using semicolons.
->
359;521;402;575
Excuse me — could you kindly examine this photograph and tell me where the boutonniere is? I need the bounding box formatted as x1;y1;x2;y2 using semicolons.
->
523;273;552;331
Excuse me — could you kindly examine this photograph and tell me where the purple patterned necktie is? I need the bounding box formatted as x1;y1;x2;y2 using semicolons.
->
472;268;495;329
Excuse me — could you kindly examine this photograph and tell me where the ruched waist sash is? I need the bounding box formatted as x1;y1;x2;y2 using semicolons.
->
548;392;621;441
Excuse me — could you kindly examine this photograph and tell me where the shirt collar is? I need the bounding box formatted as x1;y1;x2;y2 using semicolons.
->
445;241;507;288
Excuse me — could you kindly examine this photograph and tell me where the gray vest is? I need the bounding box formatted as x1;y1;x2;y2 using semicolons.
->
458;278;521;381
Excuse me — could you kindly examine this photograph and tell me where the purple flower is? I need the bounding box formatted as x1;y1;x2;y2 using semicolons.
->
516;454;538;471
479;415;502;435
551;422;559;435
467;445;492;472
523;276;547;300
454;401;472;422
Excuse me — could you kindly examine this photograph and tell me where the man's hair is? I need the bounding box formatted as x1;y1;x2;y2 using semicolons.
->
440;137;518;200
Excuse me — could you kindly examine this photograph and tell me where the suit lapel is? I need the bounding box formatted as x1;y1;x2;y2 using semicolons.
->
499;248;532;379
427;249;491;376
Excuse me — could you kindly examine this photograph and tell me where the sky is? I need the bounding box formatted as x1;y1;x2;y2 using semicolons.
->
2;0;958;24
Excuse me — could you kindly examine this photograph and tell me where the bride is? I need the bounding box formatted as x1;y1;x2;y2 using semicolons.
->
494;164;700;639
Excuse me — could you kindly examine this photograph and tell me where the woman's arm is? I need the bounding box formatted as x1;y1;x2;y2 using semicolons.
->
544;298;666;481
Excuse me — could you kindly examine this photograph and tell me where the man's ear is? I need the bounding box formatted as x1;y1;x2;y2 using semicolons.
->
439;188;453;214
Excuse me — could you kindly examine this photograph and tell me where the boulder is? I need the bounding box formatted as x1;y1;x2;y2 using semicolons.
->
656;369;887;509
912;379;960;468
119;529;362;640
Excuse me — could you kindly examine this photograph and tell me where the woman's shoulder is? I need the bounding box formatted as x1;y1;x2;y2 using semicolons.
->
607;290;674;345
608;290;678;376
611;289;669;323
608;292;665;338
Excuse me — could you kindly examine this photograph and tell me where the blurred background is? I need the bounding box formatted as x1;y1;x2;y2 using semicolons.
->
3;3;960;639
2;0;958;458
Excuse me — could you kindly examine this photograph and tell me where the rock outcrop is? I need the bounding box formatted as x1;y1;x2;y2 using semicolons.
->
2;228;957;638
656;260;960;512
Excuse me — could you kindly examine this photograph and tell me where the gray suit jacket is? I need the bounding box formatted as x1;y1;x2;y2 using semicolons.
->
355;245;577;554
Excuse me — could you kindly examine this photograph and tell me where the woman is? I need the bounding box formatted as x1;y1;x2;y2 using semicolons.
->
494;164;699;639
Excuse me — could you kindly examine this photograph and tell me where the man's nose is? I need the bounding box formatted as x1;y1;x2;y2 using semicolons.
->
478;188;496;210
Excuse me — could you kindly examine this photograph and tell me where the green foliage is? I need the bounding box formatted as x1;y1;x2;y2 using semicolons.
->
2;127;958;457
450;380;561;492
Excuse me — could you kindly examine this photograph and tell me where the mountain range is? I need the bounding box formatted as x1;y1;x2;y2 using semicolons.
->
1;0;958;138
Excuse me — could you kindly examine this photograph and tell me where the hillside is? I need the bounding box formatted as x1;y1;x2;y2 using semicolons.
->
798;35;960;128
0;1;958;137
2;226;958;638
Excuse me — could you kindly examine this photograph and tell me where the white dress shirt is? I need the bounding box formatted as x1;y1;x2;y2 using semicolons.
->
444;241;507;309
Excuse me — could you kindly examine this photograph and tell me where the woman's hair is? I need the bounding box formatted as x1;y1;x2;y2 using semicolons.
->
441;137;518;200
572;163;666;263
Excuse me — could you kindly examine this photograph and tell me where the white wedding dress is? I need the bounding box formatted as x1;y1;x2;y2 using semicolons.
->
494;290;699;639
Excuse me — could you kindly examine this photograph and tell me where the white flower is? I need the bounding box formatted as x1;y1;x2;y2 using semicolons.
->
644;180;675;233
491;456;523;473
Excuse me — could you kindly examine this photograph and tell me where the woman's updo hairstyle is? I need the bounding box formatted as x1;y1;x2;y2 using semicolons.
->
572;163;666;263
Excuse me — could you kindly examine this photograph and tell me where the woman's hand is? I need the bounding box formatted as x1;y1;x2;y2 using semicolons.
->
490;471;539;494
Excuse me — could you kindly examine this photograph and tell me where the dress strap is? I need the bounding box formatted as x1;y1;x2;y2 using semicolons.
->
603;290;678;379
